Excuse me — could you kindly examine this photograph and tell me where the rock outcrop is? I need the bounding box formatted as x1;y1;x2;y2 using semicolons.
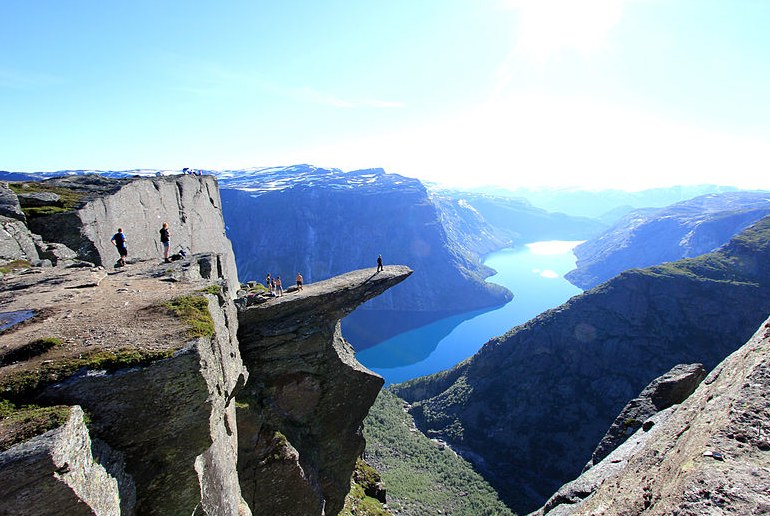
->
392;216;770;514
533;316;770;515
236;266;412;515
0;406;124;515
0;174;410;515
13;175;239;294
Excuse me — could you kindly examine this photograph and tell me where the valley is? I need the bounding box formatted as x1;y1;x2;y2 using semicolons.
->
2;167;769;515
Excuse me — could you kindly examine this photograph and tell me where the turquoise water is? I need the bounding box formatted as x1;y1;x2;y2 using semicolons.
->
356;241;584;385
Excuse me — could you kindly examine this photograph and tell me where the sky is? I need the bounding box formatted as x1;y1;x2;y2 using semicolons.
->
2;0;769;190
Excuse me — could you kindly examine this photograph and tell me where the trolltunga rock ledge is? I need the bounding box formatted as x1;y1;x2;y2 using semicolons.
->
235;265;412;516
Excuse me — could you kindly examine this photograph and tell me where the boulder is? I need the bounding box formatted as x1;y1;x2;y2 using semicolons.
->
0;406;126;515
16;191;62;208
583;363;706;470
0;215;39;263
0;183;25;222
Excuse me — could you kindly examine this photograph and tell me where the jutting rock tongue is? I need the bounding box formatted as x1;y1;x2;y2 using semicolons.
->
236;266;413;516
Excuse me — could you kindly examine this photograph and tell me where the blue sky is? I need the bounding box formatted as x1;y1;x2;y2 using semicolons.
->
2;0;769;190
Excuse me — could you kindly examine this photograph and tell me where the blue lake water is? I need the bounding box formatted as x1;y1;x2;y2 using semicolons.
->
356;241;584;385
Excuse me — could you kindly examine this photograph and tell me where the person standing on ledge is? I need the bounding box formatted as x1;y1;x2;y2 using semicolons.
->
111;228;128;267
296;272;303;291
159;222;171;263
377;254;384;272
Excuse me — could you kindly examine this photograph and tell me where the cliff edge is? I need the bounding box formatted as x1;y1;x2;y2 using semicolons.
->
0;174;412;515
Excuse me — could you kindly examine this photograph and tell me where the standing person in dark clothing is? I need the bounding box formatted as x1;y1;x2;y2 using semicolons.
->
159;222;171;263
296;272;303;291
377;254;384;272
111;228;128;267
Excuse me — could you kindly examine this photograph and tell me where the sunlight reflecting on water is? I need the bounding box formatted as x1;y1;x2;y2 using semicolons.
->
525;240;584;255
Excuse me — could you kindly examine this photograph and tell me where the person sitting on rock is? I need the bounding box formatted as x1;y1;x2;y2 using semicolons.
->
111;228;128;267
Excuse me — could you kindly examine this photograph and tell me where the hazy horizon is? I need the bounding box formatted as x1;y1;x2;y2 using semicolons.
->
3;1;769;191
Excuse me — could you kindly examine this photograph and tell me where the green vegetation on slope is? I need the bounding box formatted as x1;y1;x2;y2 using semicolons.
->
0;348;175;403
8;182;84;217
363;389;513;516
340;458;391;516
0;400;72;451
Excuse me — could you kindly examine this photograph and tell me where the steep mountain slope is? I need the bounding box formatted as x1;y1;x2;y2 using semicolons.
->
566;191;770;289
392;216;770;514
363;389;512;515
534;316;770;515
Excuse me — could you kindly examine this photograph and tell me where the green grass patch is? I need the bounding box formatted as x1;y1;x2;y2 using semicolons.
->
0;260;32;274
0;348;175;403
164;295;215;338
198;284;223;296
8;182;84;218
0;401;72;451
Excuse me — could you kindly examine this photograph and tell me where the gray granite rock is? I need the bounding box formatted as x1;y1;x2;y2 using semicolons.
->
583;362;706;470
236;265;412;516
17;191;62;207
0;183;25;222
25;175;239;295
537;317;770;515
0;215;39;263
0;406;125;515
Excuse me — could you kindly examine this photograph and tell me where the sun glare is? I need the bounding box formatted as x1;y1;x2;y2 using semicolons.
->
504;0;624;61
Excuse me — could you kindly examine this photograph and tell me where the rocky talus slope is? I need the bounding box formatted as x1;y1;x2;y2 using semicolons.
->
0;174;411;515
393;216;770;514
533;316;770;515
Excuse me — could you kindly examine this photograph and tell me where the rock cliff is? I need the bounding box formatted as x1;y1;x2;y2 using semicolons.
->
9;174;238;294
533;316;770;515
392;216;770;514
0;174;412;515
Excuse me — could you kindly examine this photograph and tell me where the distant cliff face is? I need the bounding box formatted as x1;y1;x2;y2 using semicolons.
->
219;166;511;345
566;191;770;289
393;216;770;514
435;191;607;244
